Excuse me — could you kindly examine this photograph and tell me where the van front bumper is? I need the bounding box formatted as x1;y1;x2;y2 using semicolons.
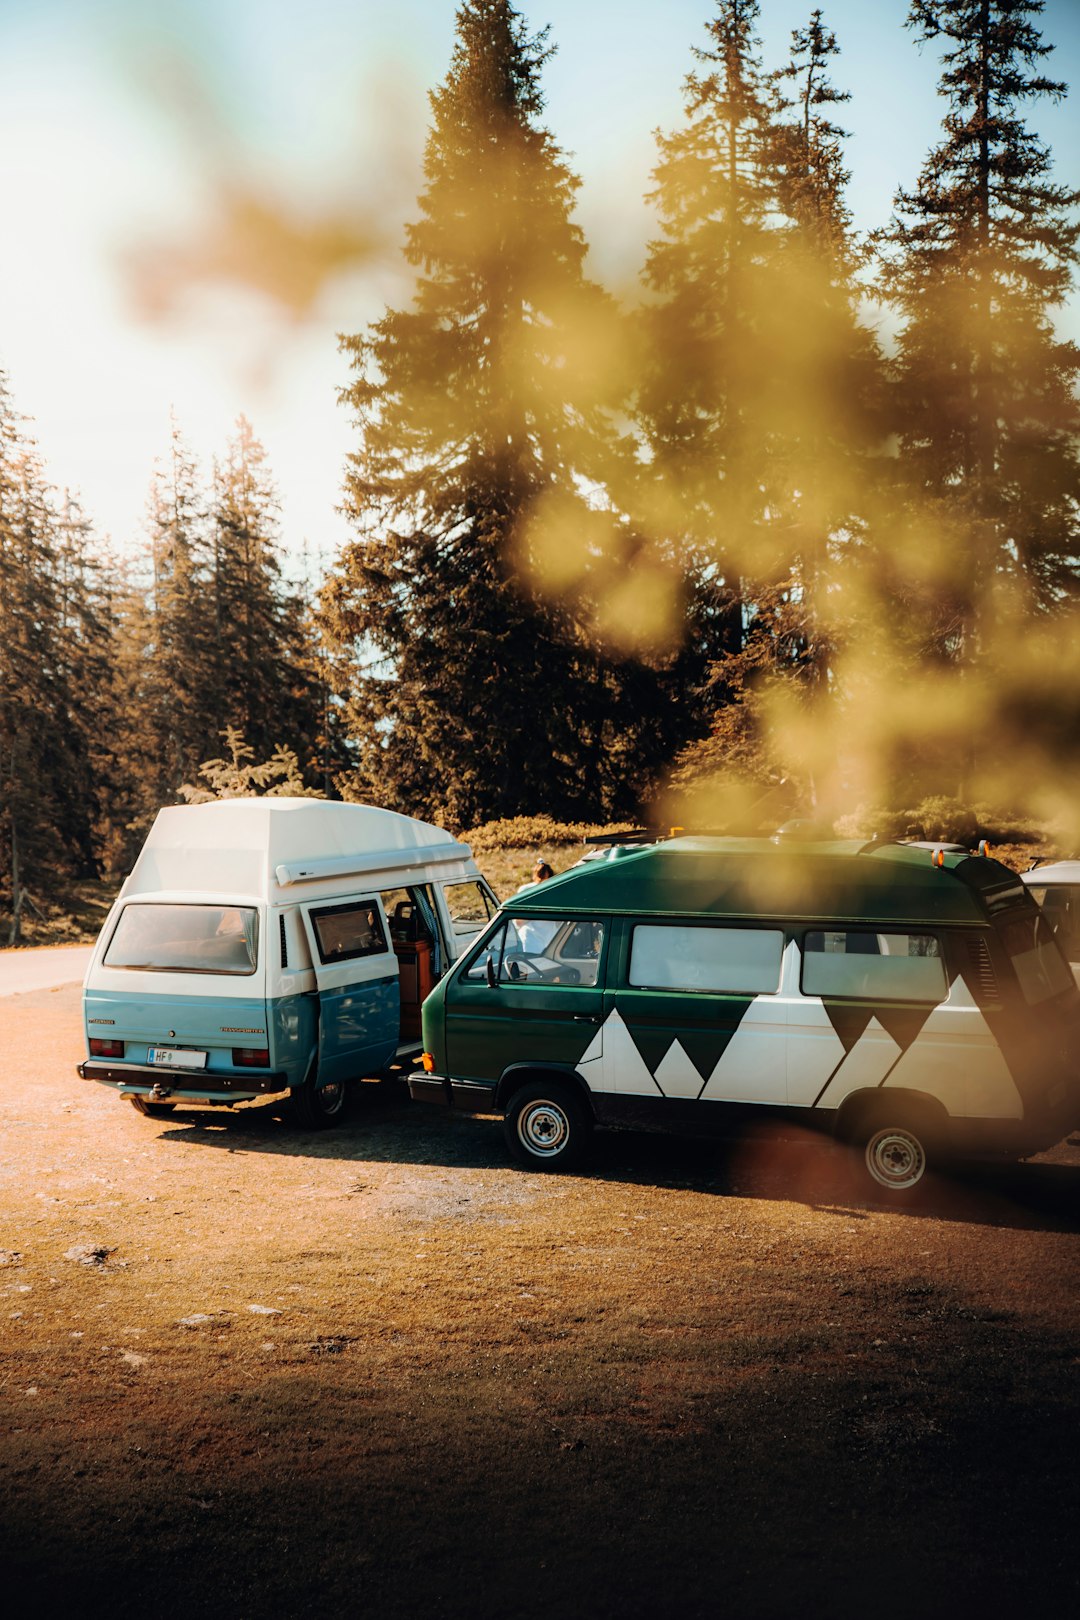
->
76;1060;291;1102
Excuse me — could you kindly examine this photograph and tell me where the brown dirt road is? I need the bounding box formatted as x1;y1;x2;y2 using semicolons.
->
1;985;1079;1620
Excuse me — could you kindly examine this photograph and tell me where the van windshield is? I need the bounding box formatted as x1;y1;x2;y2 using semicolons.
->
104;904;259;975
999;910;1073;1005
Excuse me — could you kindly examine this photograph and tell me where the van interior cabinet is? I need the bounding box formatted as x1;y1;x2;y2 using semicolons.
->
396;938;434;1039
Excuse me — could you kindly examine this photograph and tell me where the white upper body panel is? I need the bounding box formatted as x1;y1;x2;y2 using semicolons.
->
119;798;479;906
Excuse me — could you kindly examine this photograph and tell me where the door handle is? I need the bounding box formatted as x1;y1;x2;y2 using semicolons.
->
573;1014;600;1024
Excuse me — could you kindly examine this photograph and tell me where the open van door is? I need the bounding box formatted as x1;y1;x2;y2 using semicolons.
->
299;894;400;1084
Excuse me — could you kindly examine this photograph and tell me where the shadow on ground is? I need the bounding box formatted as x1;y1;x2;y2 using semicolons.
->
139;1084;1080;1234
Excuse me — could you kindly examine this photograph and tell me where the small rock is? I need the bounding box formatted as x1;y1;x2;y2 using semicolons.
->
176;1313;218;1328
121;1350;147;1368
247;1304;282;1316
0;1251;22;1268
64;1244;115;1268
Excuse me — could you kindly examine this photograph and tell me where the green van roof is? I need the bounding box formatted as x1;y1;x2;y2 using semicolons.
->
508;838;1027;927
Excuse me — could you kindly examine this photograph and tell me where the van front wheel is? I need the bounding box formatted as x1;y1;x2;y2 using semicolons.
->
503;1081;592;1171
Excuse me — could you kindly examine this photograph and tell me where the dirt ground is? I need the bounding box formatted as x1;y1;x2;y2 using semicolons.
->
2;986;1079;1620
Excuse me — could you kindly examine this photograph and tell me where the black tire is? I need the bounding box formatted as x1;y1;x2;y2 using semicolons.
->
857;1116;936;1199
503;1080;593;1171
128;1096;177;1118
289;1073;348;1129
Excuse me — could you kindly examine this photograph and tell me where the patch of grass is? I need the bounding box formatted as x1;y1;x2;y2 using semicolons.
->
0;878;116;948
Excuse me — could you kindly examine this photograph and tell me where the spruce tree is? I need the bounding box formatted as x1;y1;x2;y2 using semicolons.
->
879;0;1080;632
209;416;320;769
638;0;778;571
323;0;713;827
641;5;884;815
0;376;102;937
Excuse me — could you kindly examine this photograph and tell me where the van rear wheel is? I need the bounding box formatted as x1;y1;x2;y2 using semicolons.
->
503;1080;592;1171
289;1075;347;1129
863;1123;928;1192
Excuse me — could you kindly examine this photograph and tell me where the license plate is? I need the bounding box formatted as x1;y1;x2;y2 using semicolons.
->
148;1046;208;1071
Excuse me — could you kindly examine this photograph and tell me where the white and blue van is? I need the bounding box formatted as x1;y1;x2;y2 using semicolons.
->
76;798;498;1126
1023;860;1080;989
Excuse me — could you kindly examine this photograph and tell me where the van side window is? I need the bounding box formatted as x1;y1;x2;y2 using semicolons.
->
464;918;605;987
308;901;388;966
629;925;783;994
1000;911;1074;1004
444;881;498;940
801;931;946;1002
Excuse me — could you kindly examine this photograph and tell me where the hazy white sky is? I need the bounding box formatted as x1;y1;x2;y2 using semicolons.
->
1;0;1078;570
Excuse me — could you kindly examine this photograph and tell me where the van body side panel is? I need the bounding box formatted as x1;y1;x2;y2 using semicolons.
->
313;973;399;1084
447;980;603;1088
268;990;318;1089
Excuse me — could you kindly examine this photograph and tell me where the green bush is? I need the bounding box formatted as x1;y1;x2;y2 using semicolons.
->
460;816;642;852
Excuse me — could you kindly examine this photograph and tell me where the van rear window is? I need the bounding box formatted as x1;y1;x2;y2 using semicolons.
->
999;912;1074;1004
802;931;946;1003
104;904;258;975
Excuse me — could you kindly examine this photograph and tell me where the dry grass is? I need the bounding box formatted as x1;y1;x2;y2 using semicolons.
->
1;987;1078;1618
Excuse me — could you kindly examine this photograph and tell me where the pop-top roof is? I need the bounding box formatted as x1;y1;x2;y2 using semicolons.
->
122;798;473;902
508;837;1027;926
1023;860;1080;885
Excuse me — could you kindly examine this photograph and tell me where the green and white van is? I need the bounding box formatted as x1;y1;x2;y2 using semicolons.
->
408;838;1080;1194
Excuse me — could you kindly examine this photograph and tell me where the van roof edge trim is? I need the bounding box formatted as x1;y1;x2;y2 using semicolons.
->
275;842;470;888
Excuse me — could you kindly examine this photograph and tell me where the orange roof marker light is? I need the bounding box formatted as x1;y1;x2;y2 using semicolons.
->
978;839;991;857
933;847;946;868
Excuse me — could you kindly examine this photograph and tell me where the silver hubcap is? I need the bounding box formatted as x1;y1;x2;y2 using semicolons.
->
865;1126;926;1190
319;1081;344;1115
518;1099;570;1159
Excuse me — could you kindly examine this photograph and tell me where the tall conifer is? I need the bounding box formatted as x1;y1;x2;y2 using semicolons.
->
324;0;710;826
879;0;1080;633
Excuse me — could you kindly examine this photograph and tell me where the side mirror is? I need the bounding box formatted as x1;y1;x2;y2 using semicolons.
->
485;953;498;990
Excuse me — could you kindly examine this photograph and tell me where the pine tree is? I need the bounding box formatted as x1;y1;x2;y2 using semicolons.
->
209;416;320;768
641;5;884;815
879;0;1080;634
142;420;217;803
323;0;715;827
0;376;102;938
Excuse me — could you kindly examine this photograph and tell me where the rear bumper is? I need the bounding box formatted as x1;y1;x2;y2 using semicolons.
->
407;1073;498;1113
76;1060;291;1102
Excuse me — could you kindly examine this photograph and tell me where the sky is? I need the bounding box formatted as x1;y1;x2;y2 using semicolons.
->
0;0;1078;572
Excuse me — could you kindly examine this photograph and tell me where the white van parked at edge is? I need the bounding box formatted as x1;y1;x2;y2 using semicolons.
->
77;798;498;1127
1023;861;1080;988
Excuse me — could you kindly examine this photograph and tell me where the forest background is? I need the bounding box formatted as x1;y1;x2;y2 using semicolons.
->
2;0;1079;942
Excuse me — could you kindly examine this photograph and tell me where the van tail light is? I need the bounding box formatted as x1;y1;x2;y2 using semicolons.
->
232;1047;270;1068
421;1052;435;1073
89;1038;125;1058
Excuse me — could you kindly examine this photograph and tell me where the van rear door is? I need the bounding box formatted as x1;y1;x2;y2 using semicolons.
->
299;895;400;1084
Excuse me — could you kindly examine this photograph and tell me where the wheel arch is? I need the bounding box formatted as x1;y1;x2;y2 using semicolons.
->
495;1063;596;1117
835;1086;952;1146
